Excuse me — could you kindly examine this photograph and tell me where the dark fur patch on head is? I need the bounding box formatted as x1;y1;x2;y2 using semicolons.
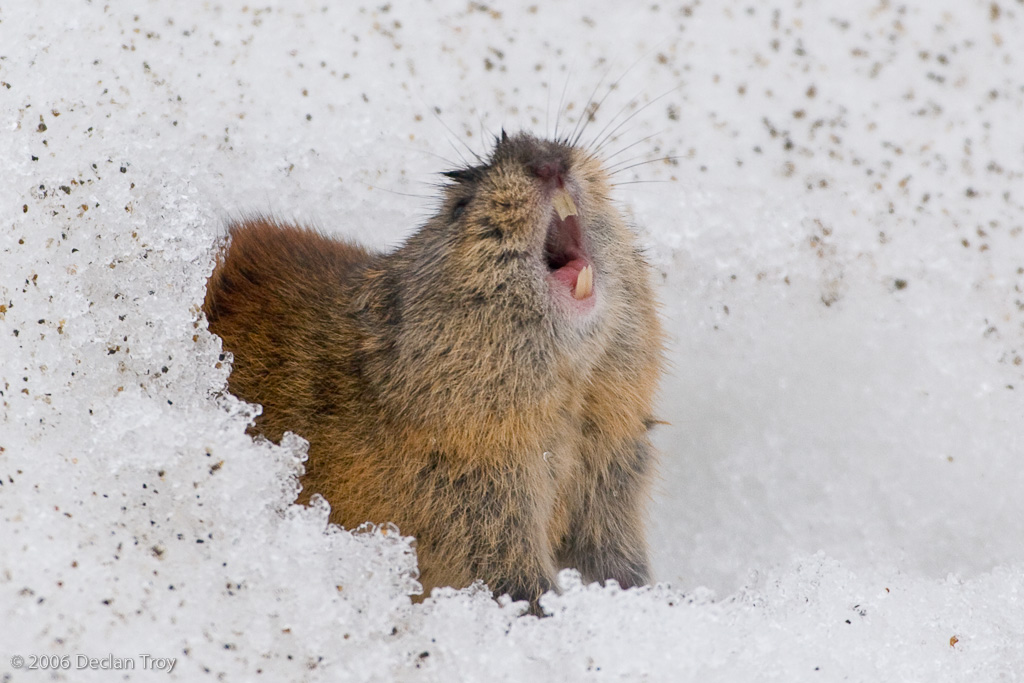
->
443;166;487;183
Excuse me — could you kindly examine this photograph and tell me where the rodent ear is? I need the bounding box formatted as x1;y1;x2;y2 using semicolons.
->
442;166;486;184
501;128;509;143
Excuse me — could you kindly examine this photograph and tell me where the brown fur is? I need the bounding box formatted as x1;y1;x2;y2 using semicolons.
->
203;133;663;612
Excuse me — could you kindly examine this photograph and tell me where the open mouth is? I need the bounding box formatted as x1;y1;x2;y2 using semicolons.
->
544;188;594;302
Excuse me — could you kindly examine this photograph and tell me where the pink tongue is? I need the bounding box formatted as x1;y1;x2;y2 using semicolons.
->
549;258;590;292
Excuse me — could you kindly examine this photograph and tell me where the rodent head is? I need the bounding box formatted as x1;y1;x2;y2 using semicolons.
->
435;131;627;334
376;131;655;436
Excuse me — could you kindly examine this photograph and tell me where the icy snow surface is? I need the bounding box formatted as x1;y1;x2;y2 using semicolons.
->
3;0;1024;680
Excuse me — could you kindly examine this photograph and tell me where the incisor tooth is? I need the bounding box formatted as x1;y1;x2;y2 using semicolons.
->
553;188;578;220
573;265;593;300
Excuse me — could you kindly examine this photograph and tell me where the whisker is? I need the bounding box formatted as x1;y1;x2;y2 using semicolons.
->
608;157;681;176
413;86;485;167
553;66;574;143
593;122;644;160
572;39;673;148
567;63;613;147
545;74;552;139
436;107;485;166
600;131;665;164
366;185;438;200
478;116;496;147
409;147;462;169
577;87;635;149
610;179;675;187
444;137;472;170
605;152;655;174
591;87;680;156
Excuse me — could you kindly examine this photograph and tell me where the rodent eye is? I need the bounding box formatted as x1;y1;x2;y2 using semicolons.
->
452;198;469;220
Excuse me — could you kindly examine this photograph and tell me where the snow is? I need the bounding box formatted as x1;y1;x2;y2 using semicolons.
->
3;0;1024;680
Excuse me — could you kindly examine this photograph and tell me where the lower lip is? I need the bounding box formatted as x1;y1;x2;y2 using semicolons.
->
547;259;596;312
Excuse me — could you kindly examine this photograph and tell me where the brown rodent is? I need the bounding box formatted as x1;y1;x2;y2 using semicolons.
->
203;131;663;612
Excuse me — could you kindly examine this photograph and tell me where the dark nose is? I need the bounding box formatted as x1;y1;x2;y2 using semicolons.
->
503;133;572;185
530;161;565;181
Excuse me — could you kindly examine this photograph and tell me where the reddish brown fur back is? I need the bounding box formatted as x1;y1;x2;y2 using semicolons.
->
205;218;370;335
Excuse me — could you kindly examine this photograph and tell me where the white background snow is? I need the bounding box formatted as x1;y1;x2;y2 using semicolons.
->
3;0;1024;680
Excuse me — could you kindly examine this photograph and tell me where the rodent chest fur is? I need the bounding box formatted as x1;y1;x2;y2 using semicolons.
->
203;131;663;613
